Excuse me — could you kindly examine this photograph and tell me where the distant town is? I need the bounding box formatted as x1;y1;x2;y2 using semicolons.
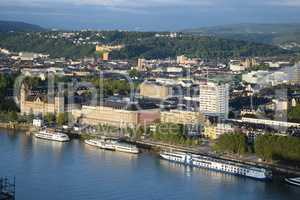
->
0;28;300;176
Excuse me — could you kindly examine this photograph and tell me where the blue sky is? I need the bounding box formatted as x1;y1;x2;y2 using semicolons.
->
0;0;300;30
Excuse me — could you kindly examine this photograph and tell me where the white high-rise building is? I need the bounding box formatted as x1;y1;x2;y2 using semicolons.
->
199;82;229;119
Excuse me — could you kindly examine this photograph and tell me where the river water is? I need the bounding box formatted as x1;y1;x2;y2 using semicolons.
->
0;130;299;200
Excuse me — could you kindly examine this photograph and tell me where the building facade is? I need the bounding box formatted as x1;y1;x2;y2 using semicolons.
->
72;105;160;128
20;85;65;115
199;82;229;119
139;81;175;99
160;109;205;125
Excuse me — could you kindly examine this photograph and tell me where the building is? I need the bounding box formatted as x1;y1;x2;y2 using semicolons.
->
240;117;300;128
20;85;65;115
137;58;147;71
204;123;234;139
176;55;199;65
72;102;160;128
95;44;124;52
289;62;300;85
242;70;289;86
139;80;178;99
199;82;229;119
229;58;256;72
160;109;205;125
102;52;109;61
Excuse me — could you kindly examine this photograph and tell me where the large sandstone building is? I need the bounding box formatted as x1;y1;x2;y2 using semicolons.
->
72;102;160;128
20;85;65;115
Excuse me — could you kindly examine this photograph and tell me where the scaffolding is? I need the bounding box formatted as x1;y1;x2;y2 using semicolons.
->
0;177;15;200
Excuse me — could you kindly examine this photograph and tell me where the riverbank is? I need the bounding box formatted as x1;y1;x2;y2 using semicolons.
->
0;122;32;131
1;124;300;177
127;139;300;177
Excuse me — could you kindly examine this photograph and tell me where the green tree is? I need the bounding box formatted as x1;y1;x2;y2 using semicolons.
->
214;133;247;155
56;112;71;126
44;113;55;124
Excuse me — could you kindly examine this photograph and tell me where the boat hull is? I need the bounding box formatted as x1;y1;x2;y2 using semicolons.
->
160;152;270;180
35;134;70;142
285;178;300;186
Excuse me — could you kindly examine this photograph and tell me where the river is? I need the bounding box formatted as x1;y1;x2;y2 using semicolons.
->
0;129;299;200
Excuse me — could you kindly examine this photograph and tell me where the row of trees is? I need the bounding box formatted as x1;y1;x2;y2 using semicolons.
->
255;134;300;161
44;112;72;126
213;133;248;155
89;78;133;96
151;123;199;146
288;105;300;123
214;132;300;163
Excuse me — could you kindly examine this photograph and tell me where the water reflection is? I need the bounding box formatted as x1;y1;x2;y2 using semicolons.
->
1;130;300;200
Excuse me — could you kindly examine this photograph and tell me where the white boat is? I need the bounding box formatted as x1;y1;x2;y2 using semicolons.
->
285;177;300;186
35;130;70;142
100;140;117;151
115;142;139;154
84;139;102;147
160;151;271;180
160;151;191;165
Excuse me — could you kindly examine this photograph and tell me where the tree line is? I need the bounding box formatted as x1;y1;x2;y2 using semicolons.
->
214;133;300;163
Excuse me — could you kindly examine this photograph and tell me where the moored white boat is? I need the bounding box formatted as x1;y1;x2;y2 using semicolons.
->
115;142;139;154
84;139;102;147
160;151;271;180
35;130;70;142
100;140;117;151
285;177;300;186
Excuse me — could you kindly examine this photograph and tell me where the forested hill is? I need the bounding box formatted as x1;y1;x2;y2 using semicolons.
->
0;20;45;32
0;31;292;59
184;23;300;51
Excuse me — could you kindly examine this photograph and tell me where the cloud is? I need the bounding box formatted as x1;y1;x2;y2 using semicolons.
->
0;0;214;8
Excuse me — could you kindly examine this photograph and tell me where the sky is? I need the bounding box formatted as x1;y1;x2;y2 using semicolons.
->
0;0;300;31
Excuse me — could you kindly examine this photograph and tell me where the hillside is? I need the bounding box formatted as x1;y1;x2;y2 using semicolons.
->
0;31;291;59
184;23;300;50
0;20;45;32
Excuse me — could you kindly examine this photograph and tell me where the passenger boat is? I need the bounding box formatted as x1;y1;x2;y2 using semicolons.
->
160;151;272;180
114;142;139;154
35;130;70;142
285;177;300;186
84;139;101;147
100;140;117;151
159;151;191;165
84;139;116;151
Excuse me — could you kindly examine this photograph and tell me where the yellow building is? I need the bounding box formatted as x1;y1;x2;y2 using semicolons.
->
102;52;109;61
160;110;205;125
139;81;174;99
95;44;124;52
203;125;218;140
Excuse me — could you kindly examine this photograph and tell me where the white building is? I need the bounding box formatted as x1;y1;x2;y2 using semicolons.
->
199;82;229;119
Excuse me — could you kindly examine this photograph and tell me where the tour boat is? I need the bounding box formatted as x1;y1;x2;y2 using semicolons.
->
114;142;139;154
35;130;70;142
84;139;102;147
100;140;117;151
160;151;272;180
84;139;116;151
285;177;300;186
